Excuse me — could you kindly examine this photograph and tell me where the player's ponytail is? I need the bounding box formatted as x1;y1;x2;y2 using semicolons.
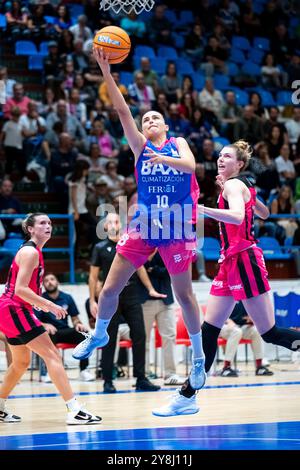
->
231;140;253;171
22;213;48;240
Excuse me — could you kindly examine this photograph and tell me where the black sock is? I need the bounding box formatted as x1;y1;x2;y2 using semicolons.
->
202;321;222;372
180;321;221;398
262;325;300;350
180;379;196;398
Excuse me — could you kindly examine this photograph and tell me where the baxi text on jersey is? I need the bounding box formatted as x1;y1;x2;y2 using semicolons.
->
141;161;183;176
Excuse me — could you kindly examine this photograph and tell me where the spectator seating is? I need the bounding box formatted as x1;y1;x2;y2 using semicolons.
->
258;89;276;107
232;36;251;51
172;33;185;49
257;237;292;260
248;48;265;65
119;71;133;87
213;74;230;90
164;9;177;24
213;136;230;150
134;45;156;58
28;55;44;70
15;40;38;56
0;14;7;28
44;16;56;24
227;62;240;76
234;89;249;106
157;46;178;60
191;72;205;91
274;292;300;328
177;10;194;26
69;3;85;18
2;237;23;253
151;57;167;75
242;61;261;76
39;42;49;56
202;237;220;261
230;48;246;65
253;37;270;51
175;58;194;75
277;91;293;106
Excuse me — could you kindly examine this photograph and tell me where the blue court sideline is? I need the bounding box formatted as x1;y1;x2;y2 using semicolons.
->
1;422;300;450
8;380;300;400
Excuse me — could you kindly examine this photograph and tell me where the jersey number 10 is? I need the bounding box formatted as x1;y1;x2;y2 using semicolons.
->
156;195;169;208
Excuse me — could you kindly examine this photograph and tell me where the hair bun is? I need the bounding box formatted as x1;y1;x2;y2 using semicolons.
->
233;140;253;159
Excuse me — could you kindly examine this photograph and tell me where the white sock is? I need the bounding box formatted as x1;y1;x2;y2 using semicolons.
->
0;398;6;412
66;397;81;413
189;331;204;360
94;318;110;339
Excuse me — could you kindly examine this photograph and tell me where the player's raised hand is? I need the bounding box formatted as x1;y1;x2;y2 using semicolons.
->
144;147;166;166
93;46;110;74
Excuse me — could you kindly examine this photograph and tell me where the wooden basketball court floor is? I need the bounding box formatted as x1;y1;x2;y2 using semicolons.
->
1;361;300;451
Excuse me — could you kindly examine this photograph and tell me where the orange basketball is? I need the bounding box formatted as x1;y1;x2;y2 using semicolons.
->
93;26;131;64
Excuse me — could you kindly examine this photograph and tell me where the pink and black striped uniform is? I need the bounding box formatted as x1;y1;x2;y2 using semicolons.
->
0;241;46;345
210;176;271;300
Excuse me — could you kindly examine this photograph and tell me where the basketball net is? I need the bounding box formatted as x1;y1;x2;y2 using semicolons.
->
99;0;155;15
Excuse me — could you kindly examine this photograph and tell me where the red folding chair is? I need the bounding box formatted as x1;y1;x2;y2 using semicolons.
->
95;339;133;379
154;322;163;377
154;310;192;377
175;308;191;376
30;342;77;382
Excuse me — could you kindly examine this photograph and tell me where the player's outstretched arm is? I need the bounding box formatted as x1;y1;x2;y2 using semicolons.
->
143;138;196;174
93;47;145;158
199;180;245;225
15;247;66;318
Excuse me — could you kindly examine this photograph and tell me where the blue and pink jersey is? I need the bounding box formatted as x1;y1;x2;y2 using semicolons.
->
130;137;199;246
218;175;257;260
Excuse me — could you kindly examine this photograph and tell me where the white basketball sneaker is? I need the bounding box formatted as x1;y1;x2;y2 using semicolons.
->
66;406;102;425
72;332;109;360
152;390;199;417
0;409;21;423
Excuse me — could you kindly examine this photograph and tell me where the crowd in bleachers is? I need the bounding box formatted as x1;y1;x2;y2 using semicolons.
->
0;0;300;258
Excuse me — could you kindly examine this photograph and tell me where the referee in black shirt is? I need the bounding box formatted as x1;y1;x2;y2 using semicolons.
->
89;213;161;393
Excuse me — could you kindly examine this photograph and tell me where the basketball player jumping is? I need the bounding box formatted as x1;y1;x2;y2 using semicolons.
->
0;213;101;425
73;48;206;396
154;140;300;416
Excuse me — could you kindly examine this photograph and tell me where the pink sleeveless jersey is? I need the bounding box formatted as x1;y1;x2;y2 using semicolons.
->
218;176;257;260
2;241;44;307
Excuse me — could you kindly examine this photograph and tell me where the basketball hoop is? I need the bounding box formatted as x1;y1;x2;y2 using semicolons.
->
99;0;155;15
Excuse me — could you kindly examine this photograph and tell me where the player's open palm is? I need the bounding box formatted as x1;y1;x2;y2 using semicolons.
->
49;303;67;320
149;288;167;299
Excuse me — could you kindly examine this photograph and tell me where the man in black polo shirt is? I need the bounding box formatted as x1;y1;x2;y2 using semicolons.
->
35;274;94;382
89;212;161;393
